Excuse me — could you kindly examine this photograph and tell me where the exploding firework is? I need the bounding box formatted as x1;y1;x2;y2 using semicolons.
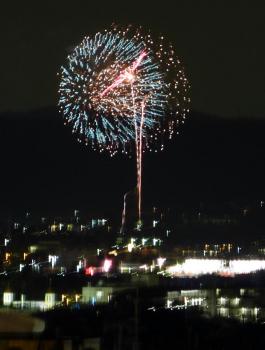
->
58;26;189;153
58;26;190;223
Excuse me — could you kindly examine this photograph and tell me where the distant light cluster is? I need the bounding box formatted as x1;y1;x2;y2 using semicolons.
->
166;259;265;277
58;26;190;155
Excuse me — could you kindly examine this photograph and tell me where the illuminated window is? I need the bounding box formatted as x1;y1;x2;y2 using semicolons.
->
96;291;103;299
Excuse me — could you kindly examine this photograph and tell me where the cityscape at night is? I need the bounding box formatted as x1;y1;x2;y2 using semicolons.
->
1;1;265;349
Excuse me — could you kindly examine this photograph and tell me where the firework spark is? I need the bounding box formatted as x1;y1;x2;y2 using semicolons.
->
58;26;190;223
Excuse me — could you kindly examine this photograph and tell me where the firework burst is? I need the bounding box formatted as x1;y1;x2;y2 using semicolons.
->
58;26;190;223
58;26;190;155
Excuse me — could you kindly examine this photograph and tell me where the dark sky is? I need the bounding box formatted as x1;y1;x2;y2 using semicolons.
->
1;0;264;118
1;110;265;217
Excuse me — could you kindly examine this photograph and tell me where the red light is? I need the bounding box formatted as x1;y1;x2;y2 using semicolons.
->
85;266;94;276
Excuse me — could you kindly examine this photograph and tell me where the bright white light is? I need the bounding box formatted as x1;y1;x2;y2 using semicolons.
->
48;255;58;269
124;71;135;82
167;299;172;308
76;260;83;273
142;238;147;246
130;237;136;245
103;259;112;273
128;243;134;253
166;258;265;277
157;257;166;269
153;238;159;246
153;220;158;228
128;238;136;252
139;264;148;271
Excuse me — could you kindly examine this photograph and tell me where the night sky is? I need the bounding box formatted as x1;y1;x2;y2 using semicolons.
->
1;0;264;117
0;1;265;216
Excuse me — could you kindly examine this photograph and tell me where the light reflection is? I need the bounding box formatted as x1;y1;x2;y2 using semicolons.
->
166;258;265;277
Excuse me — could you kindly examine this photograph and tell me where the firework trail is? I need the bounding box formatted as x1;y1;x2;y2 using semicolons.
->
58;26;190;225
120;191;130;234
138;98;147;223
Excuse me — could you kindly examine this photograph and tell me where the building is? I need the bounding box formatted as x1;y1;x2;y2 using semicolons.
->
166;288;265;322
2;291;58;311
82;282;125;304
